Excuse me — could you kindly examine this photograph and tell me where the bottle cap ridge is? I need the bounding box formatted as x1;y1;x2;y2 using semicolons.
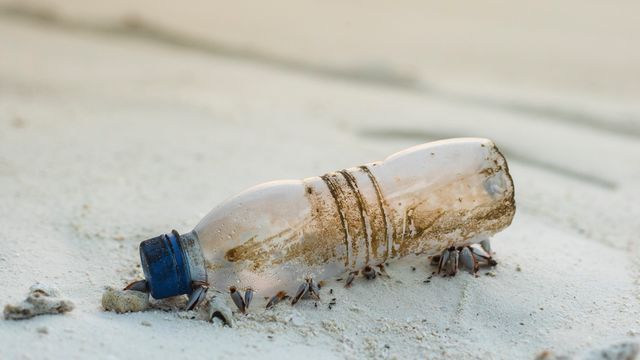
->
139;231;193;299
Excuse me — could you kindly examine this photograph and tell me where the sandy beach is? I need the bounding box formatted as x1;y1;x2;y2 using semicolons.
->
1;2;639;359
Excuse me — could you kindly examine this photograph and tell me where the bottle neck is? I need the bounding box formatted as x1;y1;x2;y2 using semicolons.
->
139;230;208;299
178;230;208;285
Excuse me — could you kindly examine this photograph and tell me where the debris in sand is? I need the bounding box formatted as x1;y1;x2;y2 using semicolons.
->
536;342;639;360
321;319;343;333
585;341;639;360
4;283;75;320
534;350;570;360
102;287;150;313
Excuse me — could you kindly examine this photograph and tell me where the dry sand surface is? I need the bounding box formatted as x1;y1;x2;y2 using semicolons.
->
1;2;640;359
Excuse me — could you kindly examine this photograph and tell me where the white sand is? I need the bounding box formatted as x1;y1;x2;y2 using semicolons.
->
1;4;639;359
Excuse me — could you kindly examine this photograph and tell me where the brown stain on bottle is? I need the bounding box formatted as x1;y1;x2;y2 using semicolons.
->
222;142;515;273
338;169;372;264
320;174;351;267
358;165;394;260
277;179;352;268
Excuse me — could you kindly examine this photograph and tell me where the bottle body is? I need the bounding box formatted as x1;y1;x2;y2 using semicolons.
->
194;138;515;296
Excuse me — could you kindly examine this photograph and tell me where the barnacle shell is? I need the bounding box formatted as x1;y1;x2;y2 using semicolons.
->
206;296;234;327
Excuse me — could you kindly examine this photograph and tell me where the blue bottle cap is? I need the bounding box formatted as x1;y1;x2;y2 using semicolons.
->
139;230;193;299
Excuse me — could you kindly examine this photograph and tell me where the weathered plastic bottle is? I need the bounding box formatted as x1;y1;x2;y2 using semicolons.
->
135;138;515;307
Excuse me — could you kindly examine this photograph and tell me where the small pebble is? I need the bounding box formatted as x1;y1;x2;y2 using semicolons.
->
101;287;149;313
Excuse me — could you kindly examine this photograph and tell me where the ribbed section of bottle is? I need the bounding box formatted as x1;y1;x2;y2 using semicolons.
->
300;141;515;270
301;163;394;270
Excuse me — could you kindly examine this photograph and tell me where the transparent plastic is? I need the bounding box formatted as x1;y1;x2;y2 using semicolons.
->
193;138;515;296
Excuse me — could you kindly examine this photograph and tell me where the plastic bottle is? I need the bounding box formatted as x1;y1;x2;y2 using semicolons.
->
134;138;515;308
